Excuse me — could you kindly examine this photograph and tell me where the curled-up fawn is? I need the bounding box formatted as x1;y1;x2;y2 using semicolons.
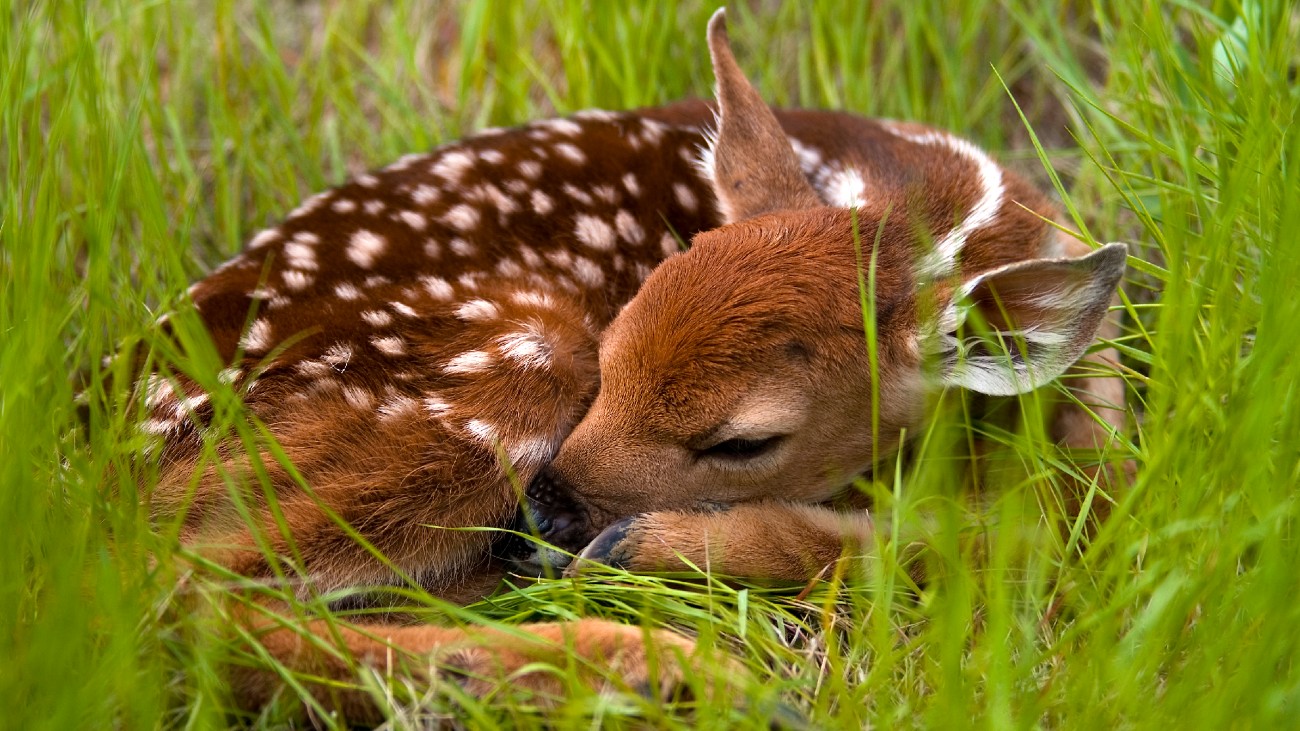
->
144;9;1127;720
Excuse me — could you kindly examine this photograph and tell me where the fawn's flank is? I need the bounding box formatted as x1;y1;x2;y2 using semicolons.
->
144;9;1128;719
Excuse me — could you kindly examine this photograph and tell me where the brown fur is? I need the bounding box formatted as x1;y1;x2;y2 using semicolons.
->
141;9;1128;720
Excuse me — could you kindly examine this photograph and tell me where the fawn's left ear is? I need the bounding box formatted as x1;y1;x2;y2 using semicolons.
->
701;9;822;224
927;242;1128;396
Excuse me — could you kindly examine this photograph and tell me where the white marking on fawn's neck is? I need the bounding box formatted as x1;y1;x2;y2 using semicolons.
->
888;126;1005;279
825;168;868;208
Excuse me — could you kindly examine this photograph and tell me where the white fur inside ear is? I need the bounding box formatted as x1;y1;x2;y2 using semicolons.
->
928;243;1128;396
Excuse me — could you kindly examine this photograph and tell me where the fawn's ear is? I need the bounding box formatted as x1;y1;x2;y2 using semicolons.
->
927;242;1128;396
701;9;821;224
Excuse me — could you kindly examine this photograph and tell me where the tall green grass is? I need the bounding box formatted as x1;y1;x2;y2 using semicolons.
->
3;0;1298;728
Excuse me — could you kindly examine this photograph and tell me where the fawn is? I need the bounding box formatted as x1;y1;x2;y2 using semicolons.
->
144;9;1128;720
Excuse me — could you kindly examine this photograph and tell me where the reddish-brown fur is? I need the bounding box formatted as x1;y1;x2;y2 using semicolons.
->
141;10;1128;719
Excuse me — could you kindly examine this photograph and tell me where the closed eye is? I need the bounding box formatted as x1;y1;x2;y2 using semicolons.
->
696;435;783;461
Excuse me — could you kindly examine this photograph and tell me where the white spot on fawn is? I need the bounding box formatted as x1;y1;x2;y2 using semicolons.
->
574;214;616;251
537;118;583;137
506;436;555;468
673;183;698;212
398;210;428;231
450;237;477;257
390;301;419;318
297;360;331;378
825;168;868;208
615;210;645;245
444;350;494;374
424;239;442;259
347;229;386;268
377;393;420;422
364;200;386;216
563;184;593;206
518;160;542;180
555;143;586;164
284;242;317;270
335;282;363;300
622;172;640;197
511;290;556;309
442;204;480;231
412;184;440;206
430;150;475;182
496;258;523;277
356;173;380;188
498;329;551;369
455;299;499;322
421;275;454;300
361;309;393;327
479;148;506;165
343;385;374;409
288;192;328;219
283;269;314;291
371;335;406;356
547;249;574;268
332;198;357;214
592;184;618;204
572;256;605;288
518;245;543;269
249;229;279;249
660;232;682;257
322;343;353;370
465;419;498;444
531;190;554;215
423;394;452;416
241;319;272;354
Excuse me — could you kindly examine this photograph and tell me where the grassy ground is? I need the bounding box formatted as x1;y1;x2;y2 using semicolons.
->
4;0;1299;728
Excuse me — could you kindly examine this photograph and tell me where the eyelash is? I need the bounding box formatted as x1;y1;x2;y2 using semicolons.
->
697;435;782;461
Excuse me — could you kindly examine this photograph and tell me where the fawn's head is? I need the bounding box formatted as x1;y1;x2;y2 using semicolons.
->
525;10;1126;561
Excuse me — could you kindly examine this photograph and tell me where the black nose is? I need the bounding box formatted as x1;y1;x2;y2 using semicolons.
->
525;468;591;552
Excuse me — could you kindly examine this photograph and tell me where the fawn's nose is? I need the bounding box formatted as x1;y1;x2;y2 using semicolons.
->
525;467;594;553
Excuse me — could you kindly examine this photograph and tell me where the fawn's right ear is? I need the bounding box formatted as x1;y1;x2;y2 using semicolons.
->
925;243;1128;396
700;9;821;224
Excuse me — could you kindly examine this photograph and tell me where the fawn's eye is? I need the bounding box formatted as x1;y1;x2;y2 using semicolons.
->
697;435;783;461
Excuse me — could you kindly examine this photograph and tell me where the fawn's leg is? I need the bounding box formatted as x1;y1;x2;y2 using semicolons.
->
566;502;906;583
231;610;697;723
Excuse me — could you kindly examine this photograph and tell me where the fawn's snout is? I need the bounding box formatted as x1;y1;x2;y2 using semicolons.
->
525;467;595;556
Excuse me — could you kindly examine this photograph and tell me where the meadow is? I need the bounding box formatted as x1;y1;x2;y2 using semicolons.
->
3;0;1299;728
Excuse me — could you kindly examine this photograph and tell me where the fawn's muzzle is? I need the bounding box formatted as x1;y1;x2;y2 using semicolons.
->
525;467;597;555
